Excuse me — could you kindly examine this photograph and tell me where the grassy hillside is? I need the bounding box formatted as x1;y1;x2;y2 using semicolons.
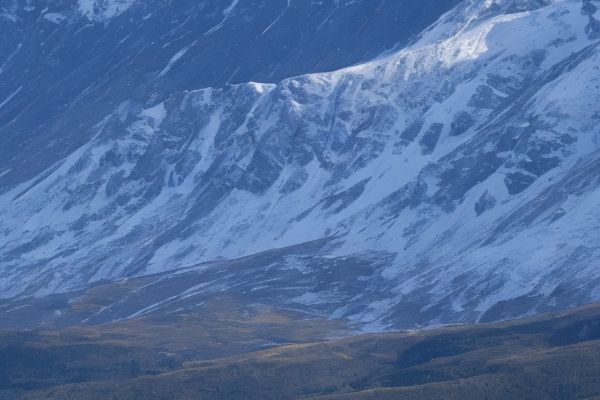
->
4;303;600;399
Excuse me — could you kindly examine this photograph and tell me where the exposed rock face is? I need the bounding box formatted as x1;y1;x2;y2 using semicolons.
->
584;0;600;38
0;0;461;188
0;0;599;330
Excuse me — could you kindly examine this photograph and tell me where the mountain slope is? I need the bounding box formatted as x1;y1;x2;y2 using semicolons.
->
0;0;460;189
1;0;599;330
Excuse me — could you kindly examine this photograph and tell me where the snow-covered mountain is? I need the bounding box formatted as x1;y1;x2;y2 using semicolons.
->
0;0;458;188
1;0;599;330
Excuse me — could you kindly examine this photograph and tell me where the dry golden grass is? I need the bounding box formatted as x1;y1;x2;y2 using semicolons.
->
4;302;600;399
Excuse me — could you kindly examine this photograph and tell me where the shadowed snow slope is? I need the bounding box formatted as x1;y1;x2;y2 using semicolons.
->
1;0;599;330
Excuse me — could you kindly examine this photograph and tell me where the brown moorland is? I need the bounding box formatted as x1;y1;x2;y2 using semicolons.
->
3;301;600;399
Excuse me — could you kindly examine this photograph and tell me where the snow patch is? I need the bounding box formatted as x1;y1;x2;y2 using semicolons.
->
203;0;241;36
0;86;22;110
43;12;66;24
141;102;167;126
158;42;196;78
77;0;137;21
